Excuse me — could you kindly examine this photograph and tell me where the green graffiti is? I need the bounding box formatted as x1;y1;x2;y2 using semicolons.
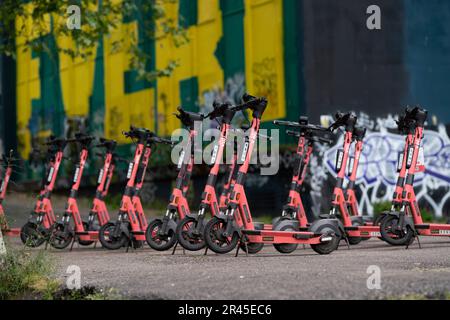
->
179;0;198;29
215;0;245;81
180;77;199;112
29;18;65;137
123;0;156;94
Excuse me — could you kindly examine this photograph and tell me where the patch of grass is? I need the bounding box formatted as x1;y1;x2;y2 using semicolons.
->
373;201;392;218
0;245;122;300
0;246;55;299
253;215;274;225
52;286;122;300
388;292;450;300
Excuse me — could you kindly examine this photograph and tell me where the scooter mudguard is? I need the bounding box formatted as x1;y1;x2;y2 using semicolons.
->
184;213;199;220
350;216;364;226
27;215;39;226
309;218;344;238
272;216;281;228
214;214;241;237
384;211;415;231
272;218;299;231
153;217;178;235
117;221;131;239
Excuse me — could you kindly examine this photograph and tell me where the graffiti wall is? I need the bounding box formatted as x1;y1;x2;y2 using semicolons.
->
309;113;450;218
14;0;295;160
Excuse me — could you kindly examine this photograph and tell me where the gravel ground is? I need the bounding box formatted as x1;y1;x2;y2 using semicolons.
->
3;195;450;300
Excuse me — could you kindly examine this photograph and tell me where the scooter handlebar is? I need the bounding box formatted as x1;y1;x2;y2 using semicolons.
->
149;136;174;146
328;111;358;132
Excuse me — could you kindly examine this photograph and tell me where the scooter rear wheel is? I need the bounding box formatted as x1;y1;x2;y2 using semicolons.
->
204;217;239;254
310;223;340;255
379;215;414;246
176;217;206;251
99;222;127;250
146;219;177;251
20;222;46;248
348;220;362;245
240;242;264;254
273;225;298;254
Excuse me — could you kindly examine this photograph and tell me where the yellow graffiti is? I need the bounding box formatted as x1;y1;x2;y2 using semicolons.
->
15;0;287;159
156;0;224;135
244;0;286;120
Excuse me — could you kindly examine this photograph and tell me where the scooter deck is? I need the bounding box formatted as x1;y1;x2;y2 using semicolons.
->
416;223;450;236
242;229;325;245
346;225;381;238
2;228;20;236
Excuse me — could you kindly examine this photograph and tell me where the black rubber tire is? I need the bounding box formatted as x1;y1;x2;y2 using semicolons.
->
273;224;298;254
99;222;127;250
20;222;46;248
50;223;73;249
78;222;95;246
176;217;206;252
379;215;414;246
203;217;239;254
146;219;177;251
240;242;264;254
310;223;341;255
348;220;363;245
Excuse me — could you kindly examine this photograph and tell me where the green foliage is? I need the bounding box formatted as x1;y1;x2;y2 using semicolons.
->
0;0;187;81
52;286;122;300
373;201;392;218
0;246;54;299
388;292;450;300
372;201;444;223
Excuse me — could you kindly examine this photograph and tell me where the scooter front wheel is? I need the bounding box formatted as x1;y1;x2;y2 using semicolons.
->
99;222;127;250
176;217;206;251
146;219;177;251
20;222;46;248
203;217;239;254
50;223;73;249
310;223;341;255
379;215;414;246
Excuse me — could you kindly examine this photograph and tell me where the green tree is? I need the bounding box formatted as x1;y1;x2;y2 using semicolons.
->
0;0;187;81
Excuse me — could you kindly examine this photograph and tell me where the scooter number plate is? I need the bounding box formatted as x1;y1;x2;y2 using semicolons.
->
370;231;381;237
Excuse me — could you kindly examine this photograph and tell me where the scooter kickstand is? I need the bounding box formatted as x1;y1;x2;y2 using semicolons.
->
171;241;178;255
235;243;240;257
204;247;209;256
416;236;422;249
126;239;131;253
343;237;350;250
69;236;76;252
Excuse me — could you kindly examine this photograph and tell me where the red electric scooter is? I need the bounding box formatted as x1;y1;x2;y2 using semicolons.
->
380;107;450;246
146;107;203;251
0;150;21;237
85;138;121;234
99;127;172;250
174;102;238;251
21;136;68;247
318;112;413;246
203;94;341;255
270;117;334;253
49;133;96;249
